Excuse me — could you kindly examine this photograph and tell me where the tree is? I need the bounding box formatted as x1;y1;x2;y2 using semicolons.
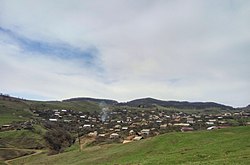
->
44;128;73;154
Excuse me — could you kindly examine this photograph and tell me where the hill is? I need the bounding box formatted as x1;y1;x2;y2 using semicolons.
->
63;97;118;105
118;97;234;110
0;125;46;163
0;96;32;125
7;126;250;165
1;94;248;125
0;95;100;125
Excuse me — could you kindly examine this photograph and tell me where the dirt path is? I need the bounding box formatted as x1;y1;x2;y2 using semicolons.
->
80;137;95;151
0;148;44;165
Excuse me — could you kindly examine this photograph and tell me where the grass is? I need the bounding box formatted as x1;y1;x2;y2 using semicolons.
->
25;100;101;112
8;126;250;165
0;100;32;125
0;128;46;149
0;98;101;125
0;149;34;161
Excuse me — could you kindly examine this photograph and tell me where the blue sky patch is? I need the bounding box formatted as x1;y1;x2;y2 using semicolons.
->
0;26;99;66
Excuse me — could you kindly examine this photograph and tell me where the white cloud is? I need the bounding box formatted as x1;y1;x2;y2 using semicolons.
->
0;0;250;107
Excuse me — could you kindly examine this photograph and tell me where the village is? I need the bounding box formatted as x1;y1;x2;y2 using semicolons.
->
2;106;250;145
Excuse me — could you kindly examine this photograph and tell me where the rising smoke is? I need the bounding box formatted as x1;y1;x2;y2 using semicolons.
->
99;101;109;122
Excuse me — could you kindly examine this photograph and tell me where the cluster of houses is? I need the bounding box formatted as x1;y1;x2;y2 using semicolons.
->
28;107;250;144
0;120;35;131
1;107;250;144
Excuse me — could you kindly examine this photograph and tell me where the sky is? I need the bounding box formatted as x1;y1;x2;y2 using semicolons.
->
0;0;250;107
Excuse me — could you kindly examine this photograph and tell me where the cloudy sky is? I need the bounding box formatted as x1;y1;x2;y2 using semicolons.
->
0;0;249;107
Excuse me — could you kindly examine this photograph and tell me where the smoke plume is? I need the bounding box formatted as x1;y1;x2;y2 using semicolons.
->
99;101;109;122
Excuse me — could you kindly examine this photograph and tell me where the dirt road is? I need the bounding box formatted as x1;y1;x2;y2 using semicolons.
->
0;148;44;165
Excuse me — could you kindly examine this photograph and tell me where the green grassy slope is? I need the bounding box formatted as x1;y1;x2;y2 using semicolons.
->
0;126;46;149
0;148;34;161
25;100;100;112
9;126;250;165
0;126;46;163
0;97;100;125
0;99;32;125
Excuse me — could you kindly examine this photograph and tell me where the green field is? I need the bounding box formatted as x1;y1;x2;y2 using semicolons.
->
7;126;250;165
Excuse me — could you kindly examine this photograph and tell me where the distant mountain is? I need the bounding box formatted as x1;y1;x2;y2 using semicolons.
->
118;97;234;110
63;97;118;105
0;93;238;110
241;104;250;112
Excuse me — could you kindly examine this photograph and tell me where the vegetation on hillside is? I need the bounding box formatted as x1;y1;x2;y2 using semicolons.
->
0;99;32;125
0;95;100;125
7;126;250;165
44;125;74;155
118;97;234;110
0;126;45;149
1;94;250;164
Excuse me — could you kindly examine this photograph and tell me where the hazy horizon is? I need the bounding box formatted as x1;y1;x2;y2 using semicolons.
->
1;0;250;107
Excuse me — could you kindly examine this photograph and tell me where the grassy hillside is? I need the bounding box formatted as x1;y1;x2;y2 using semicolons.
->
0;126;46;149
8;126;250;165
0;148;34;161
24;100;101;112
0;125;46;164
119;97;234;110
0;96;100;125
0;99;32;125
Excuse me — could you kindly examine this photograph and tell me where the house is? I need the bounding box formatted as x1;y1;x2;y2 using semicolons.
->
218;120;227;124
181;127;194;132
122;127;128;130
141;129;150;135
83;124;91;128
115;129;121;132
1;124;11;130
187;118;195;124
173;123;190;127
110;133;119;139
160;124;167;129
209;119;217;122
49;119;58;122
98;134;106;137
133;136;143;141
206;122;214;125
88;131;98;137
114;125;121;129
123;140;132;144
129;130;135;135
156;120;162;124
2;124;11;128
207;126;217;130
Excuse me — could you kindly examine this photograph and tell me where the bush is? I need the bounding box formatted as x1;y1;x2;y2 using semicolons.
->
44;128;73;154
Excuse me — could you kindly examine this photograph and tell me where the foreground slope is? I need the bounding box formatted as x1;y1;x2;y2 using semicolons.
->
9;126;250;165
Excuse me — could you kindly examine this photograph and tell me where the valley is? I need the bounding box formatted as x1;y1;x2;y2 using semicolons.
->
0;94;250;164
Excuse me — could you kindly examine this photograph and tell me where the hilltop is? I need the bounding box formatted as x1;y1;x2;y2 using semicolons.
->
0;94;247;125
118;97;234;110
63;97;118;105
